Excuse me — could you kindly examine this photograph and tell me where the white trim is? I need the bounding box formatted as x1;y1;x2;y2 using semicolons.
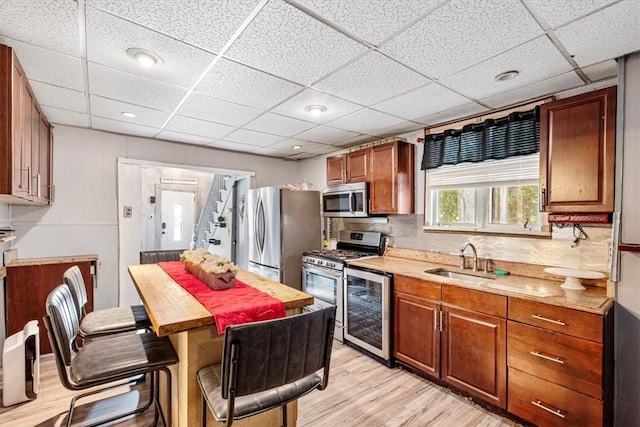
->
117;157;255;177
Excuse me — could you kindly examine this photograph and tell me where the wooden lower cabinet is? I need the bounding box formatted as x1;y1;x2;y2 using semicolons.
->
5;258;96;354
508;367;603;427
441;304;507;409
394;291;440;378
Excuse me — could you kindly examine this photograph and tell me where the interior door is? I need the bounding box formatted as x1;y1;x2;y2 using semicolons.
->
159;190;195;250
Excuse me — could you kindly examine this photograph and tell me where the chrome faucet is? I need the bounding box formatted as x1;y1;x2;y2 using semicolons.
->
460;241;478;272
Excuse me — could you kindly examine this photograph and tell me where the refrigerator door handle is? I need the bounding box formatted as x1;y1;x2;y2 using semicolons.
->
256;197;265;257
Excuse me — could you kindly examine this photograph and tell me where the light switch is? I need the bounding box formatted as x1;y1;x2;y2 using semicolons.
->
123;206;133;218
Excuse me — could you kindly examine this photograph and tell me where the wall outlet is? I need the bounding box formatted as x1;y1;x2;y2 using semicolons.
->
123;206;133;218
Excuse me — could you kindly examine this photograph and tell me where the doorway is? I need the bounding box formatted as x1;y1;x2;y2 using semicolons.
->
157;189;195;250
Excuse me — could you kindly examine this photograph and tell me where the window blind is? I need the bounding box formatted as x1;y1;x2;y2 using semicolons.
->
421;106;539;170
428;153;539;189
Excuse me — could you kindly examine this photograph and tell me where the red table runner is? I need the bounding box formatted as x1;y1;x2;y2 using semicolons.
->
157;261;286;334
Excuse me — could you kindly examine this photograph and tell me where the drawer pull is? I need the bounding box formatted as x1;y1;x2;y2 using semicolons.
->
530;351;565;364
532;314;566;326
531;400;566;419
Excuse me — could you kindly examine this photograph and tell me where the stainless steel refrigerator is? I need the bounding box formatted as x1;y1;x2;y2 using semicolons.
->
246;186;321;290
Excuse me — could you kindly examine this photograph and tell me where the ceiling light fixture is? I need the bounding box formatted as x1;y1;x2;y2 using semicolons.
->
121;111;137;118
126;47;164;68
494;70;519;82
304;105;328;116
292;145;302;150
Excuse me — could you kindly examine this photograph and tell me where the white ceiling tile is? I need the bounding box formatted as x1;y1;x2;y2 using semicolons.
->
224;129;285;147
225;0;366;85
550;77;616;100
373;82;471;121
554;1;640;68
415;102;490;127
296;0;441;45
286;152;316;160
196;58;303;110
86;8;215;89
267;139;327;152
90;96;170;128
0;0;80;56
88;63;187;111
441;36;573;100
87;0;261;54
179;93;262;126
294;125;361;144
314;51;431;105
92;116;159;138
156;130;215;146
211;139;265;152
271;89;363;124
373;122;424;139
29;81;88;113
41;106;90;128
581;60;618;82
327;109;406;134
526;0;618;29
331;134;377;148
245;113;317;137
482;71;587;109
254;146;293;158
308;144;341;155
165;115;235;140
1;39;84;91
382;0;544;79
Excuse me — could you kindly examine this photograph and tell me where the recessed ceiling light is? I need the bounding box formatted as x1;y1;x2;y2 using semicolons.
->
292;145;302;150
304;105;328;115
121;111;137;118
494;70;519;82
126;47;164;68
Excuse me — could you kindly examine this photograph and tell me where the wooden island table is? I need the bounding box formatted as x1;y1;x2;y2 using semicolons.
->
128;263;314;427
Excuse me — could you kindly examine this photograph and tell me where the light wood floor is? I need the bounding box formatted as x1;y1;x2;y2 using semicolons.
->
0;342;521;426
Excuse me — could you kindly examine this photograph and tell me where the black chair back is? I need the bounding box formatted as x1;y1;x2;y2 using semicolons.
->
45;284;80;367
221;306;336;399
63;266;88;319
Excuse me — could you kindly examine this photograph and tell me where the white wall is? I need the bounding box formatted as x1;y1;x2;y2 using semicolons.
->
7;125;300;313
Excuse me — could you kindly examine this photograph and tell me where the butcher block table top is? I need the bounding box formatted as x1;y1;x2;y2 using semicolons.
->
128;263;314;337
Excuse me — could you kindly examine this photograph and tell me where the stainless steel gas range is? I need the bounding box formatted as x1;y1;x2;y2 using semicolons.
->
301;230;384;344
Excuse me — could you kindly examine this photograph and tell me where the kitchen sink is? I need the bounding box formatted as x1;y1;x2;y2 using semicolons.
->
425;268;494;282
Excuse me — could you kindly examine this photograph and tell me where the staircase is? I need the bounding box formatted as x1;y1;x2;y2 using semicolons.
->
192;175;236;260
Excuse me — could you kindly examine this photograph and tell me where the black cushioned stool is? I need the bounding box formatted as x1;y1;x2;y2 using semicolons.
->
63;265;151;338
197;306;336;427
44;284;178;426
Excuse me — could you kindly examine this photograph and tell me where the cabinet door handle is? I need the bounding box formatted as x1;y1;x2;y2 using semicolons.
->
539;188;545;211
37;173;41;199
439;311;443;332
531;314;566;326
531;400;566;419
27;166;32;194
530;350;565;364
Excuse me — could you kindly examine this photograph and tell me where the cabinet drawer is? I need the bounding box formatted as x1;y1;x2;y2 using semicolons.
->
442;284;506;317
508;367;602;427
508;321;602;399
395;275;440;300
508;298;603;342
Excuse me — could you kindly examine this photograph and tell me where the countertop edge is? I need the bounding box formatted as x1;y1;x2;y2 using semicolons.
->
348;256;613;315
0;266;6;280
6;254;99;267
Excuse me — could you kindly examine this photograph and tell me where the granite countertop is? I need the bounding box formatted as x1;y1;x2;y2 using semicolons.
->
6;254;99;267
348;256;613;315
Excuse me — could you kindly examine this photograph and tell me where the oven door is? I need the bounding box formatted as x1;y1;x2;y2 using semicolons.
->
302;262;344;342
343;266;391;362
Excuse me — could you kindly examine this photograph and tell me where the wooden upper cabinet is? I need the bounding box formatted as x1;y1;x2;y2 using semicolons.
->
0;44;52;205
326;154;346;186
539;86;616;212
369;141;414;214
346;149;369;183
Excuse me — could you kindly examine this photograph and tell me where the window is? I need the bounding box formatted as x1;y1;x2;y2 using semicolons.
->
426;154;545;234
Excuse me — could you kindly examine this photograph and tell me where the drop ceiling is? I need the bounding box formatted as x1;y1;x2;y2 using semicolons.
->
1;0;638;160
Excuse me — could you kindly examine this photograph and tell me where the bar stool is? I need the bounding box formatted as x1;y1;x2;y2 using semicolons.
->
63;265;151;338
197;306;336;427
43;284;178;426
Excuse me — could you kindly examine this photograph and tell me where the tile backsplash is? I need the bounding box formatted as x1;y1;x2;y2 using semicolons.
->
332;214;612;273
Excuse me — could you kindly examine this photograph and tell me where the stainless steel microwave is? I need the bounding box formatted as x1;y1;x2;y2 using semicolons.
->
322;182;368;217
